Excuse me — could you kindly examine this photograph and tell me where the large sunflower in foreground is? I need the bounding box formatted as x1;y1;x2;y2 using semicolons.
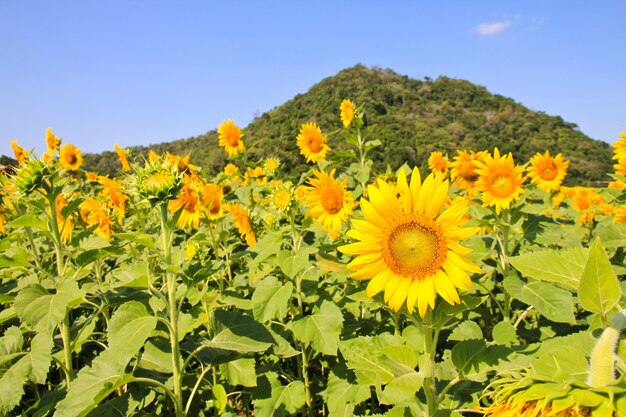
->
338;168;481;317
526;150;569;193
296;122;331;163
301;169;353;240
474;148;525;214
218;119;245;157
612;130;626;160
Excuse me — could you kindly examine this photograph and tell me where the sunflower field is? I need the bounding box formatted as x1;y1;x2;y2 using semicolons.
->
1;101;626;417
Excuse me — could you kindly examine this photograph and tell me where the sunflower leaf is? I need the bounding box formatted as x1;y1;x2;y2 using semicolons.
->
578;238;621;316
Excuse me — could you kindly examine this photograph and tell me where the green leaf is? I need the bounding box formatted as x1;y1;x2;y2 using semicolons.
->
219;358;257;387
504;277;576;324
206;310;274;353
276;248;316;279
212;383;228;413
14;279;79;333
531;346;589;383
252;372;306;417
115;232;156;249
448;320;483;341
54;301;157;417
320;370;370;413
451;340;512;381
292;301;344;355
578;238;621;316
595;223;626;248
0;353;30;416
251;276;293;322
509;247;589;290
9;214;48;231
491;321;517;346
84;391;142;417
378;346;423;404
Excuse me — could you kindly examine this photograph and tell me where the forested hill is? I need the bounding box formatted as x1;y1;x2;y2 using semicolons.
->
81;64;612;183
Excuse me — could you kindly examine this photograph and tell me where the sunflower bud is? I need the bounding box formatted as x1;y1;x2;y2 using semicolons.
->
13;159;51;195
135;161;183;204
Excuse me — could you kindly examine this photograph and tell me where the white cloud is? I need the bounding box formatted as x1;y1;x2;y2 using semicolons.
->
475;20;512;36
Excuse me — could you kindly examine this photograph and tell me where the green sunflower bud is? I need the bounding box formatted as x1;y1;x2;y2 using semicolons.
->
135;160;183;204
13;159;51;195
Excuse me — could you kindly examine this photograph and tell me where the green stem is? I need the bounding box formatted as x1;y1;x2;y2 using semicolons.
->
160;203;184;417
421;311;438;415
497;212;511;321
294;273;313;415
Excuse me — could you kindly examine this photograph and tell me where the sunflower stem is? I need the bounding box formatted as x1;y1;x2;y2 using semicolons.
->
497;211;512;321
159;202;185;417
421;311;439;415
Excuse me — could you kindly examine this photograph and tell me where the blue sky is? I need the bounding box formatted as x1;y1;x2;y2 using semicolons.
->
1;1;625;158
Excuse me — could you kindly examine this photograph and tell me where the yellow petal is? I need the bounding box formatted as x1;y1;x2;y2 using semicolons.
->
361;199;388;230
433;270;461;305
388;277;411;311
406;279;420;314
384;275;402;302
367;269;394;297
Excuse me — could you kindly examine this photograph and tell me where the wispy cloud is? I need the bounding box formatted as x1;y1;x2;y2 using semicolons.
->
475;20;512;36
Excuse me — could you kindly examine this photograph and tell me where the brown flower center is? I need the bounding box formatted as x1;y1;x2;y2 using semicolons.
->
382;214;447;280
539;161;558;180
320;186;344;214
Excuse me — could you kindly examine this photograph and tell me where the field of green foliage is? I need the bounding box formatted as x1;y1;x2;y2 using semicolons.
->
1;100;626;417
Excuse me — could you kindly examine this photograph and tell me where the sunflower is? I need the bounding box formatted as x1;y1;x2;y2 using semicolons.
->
98;176;128;221
10;140;30;166
526;150;569;193
114;144;132;172
80;198;112;241
612;130;626;160
136;161;183;203
340;99;355;128
428;151;449;175
263;157;281;174
450;150;485;191
169;182;202;228
202;183;224;220
59;144;83;171
338;168;481;317
474;148;525;214
55;194;73;243
301;169;353;240
271;186;293;212
224;163;239;176
296;122;331;163
228;203;256;247
614;205;626;224
218;119;244;157
614;157;626;176
45;128;61;153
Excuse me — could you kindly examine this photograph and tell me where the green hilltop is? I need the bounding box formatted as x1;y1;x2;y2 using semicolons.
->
83;64;612;183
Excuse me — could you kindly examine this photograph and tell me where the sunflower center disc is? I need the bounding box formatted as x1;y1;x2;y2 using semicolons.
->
226;133;239;147
540;162;558;180
492;175;515;197
383;216;446;279
307;136;324;153
66;154;77;165
460;161;478;182
320;186;343;214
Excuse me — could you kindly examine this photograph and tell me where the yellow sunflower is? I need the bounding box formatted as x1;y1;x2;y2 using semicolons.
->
55;194;73;243
228;203;256;247
271;186;293;211
202;183;224;220
614;157;626;176
45;128;61;153
450;150;485;191
614;205;626;224
98;176;128;222
301;169;353;240
612;130;626;160
339;168;481;316
526;150;569;193
218;119;244;157
224;163;239;176
169;182;201;228
296;122;331;163
80;198;112;241
474;148;525;214
263;156;281;174
340;99;355;128
10;140;30;166
59;144;83;171
114;144;132;172
428;151;449;175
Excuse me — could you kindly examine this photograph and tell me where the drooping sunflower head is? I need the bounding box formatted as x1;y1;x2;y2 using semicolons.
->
10;140;30;166
526;150;569;193
169;182;202;229
218;119;245;157
45;128;61;153
296;122;331;163
474;148;526;214
227;203;256;247
339;168;482;317
135;160;183;204
301;169;353;240
80;197;112;241
114;144;132;172
428;151;450;175
450;150;485;190
59;144;83;171
339;99;355;128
